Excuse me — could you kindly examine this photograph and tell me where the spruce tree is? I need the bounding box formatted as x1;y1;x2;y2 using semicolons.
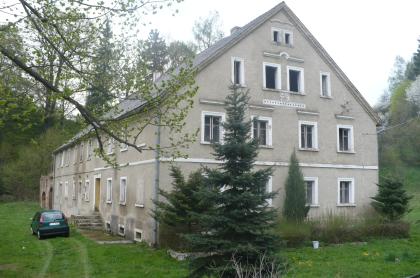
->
371;177;412;221
283;151;309;222
154;166;209;234
186;86;279;277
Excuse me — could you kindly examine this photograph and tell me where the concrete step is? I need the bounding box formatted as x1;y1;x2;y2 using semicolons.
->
71;213;104;231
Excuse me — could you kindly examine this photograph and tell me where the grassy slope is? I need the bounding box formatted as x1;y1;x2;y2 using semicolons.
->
0;202;188;278
284;167;420;277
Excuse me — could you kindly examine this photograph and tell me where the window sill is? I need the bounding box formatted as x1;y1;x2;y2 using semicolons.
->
299;148;319;152
336;203;356;207
258;145;273;149
201;141;221;145
120;148;128;152
320;95;332;99
337;150;356;154
119;202;126;206
233;84;247;88
106;201;112;204
135;204;145;208
308;204;320;208
262;87;281;92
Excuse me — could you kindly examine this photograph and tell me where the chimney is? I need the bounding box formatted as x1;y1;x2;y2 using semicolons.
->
230;26;241;35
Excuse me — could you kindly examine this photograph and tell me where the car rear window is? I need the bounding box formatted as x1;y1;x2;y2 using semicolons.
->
42;212;64;221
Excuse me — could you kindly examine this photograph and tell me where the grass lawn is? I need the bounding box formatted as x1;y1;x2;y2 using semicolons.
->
0;202;188;278
284;167;420;277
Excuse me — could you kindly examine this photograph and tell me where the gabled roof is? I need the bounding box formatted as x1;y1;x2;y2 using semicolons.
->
193;1;380;124
55;2;379;153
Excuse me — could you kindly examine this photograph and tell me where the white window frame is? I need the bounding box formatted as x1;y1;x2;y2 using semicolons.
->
84;179;90;201
337;178;355;206
87;139;93;160
134;228;143;242
64;181;68;199
231;57;245;86
266;176;273;207
271;27;282;43
118;224;125;236
60;151;65;167
337;125;354;153
263;62;281;90
251;116;273;147
119;177;127;205
287;66;304;93
106;178;112;204
298;121;318;150
72;181;76;200
320;72;331;97
283;30;293;46
135;179;145;208
304;177;319;207
107;138;114;154
79;143;84;162
201;111;226;144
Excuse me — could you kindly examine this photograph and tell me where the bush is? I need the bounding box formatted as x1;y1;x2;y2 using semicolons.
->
275;214;410;246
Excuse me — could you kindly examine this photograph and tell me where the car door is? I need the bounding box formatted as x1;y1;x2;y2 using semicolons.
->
31;212;39;232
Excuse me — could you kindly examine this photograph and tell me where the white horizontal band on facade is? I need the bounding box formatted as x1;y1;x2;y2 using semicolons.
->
91;157;378;172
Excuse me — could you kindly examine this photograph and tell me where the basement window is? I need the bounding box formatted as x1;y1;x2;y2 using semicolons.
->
287;66;304;93
118;224;125;236
263;62;281;90
134;229;143;242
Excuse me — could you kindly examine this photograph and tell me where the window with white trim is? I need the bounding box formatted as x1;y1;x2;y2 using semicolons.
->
201;111;225;144
299;121;318;150
120;131;128;152
107;138;114;154
266;176;273;206
304;177;318;206
272;28;281;43
251;116;272;146
106;178;112;203
87;139;93;160
135;179;145;207
231;57;245;86
72;181;76;200
118;224;125;236
79;143;84;162
337;125;354;152
60;151;65;167
64;181;68;199
284;30;293;46
134;229;143;242
84;179;90;201
287;66;304;93
119;177;127;205
320;72;331;97
263;62;281;90
337;178;355;205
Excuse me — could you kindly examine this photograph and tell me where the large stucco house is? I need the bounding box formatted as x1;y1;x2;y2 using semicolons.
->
41;2;380;245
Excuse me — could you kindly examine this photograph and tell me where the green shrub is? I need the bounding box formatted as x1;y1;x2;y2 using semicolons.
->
275;219;311;247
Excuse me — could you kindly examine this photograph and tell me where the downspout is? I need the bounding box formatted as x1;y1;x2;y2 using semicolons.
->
153;116;161;247
52;153;56;209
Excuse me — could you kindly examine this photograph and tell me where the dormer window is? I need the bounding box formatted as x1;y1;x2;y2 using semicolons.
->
231;57;245;86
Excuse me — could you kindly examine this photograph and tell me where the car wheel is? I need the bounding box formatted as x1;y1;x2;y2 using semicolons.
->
37;231;43;240
31;227;35;235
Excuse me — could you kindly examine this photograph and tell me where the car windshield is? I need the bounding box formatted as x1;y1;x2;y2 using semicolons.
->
42;212;63;221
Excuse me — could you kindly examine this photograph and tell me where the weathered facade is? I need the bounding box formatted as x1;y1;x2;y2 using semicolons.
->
47;2;380;245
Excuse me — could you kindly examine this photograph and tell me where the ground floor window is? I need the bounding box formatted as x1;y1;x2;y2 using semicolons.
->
304;177;318;206
337;178;355;205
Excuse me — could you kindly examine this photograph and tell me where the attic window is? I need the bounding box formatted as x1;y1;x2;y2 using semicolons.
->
263;63;281;90
231;57;245;86
284;31;293;46
273;30;280;43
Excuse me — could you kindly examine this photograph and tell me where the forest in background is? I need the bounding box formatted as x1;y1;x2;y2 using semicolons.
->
0;9;224;200
0;7;419;200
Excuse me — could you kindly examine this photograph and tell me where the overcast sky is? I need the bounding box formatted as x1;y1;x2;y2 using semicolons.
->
141;0;420;106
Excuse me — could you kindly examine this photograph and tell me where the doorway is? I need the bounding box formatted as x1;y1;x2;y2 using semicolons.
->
48;187;53;209
94;178;101;211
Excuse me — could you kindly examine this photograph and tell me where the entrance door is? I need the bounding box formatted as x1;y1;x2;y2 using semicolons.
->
94;178;101;211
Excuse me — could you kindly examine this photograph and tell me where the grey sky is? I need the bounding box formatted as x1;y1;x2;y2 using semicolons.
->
143;0;420;106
